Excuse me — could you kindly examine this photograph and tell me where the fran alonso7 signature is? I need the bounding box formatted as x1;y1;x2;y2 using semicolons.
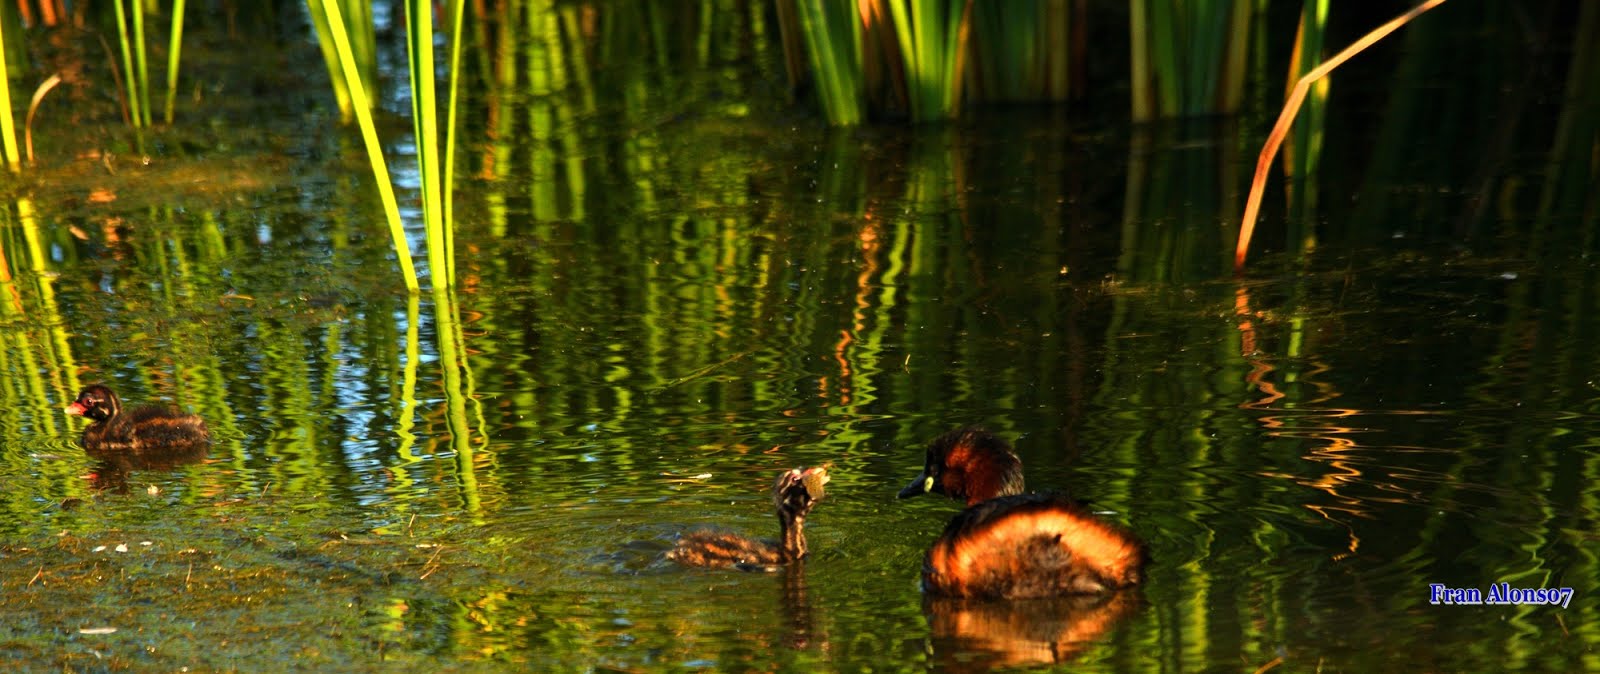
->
1429;583;1573;608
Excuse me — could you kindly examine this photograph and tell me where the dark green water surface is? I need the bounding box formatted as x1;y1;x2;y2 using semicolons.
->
3;12;1598;674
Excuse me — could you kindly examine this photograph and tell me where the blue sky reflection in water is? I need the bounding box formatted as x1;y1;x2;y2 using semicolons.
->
2;16;1599;674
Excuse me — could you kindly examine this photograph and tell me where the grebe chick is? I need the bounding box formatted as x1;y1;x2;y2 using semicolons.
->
65;385;211;453
669;466;829;570
899;428;1145;598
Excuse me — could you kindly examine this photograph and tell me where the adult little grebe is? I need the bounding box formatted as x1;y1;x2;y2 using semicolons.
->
65;385;211;453
900;428;1145;598
668;466;829;570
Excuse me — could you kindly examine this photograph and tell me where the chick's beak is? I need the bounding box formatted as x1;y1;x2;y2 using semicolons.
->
65;401;87;416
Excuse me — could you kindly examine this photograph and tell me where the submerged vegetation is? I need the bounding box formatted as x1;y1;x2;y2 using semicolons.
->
1;499;485;670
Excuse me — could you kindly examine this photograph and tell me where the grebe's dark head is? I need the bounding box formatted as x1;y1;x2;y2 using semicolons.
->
898;427;1024;506
66;385;122;422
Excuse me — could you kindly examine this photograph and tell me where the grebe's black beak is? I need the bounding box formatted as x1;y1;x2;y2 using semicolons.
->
898;470;932;499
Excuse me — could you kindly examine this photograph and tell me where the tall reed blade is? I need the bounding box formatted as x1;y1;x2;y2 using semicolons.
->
793;0;864;126
131;0;150;126
441;0;465;285
884;0;968;121
305;0;421;292
1284;0;1329;181
304;0;353;121
405;0;455;288
1235;0;1448;271
112;0;145;128
1130;0;1253;120
165;0;188;124
344;0;378;109
0;6;20;171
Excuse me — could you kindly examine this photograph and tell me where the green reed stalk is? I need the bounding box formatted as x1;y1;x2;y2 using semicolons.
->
305;0;420;292
1045;0;1071;98
303;0;352;120
0;1;25;72
1221;0;1254;113
305;0;377;123
0;10;20;171
794;0;864;125
163;0;186;123
112;0;145;128
773;0;808;95
441;0;465;284
132;0;150;126
885;0;966;121
405;0;441;284
1235;0;1447;271
967;0;1074;102
969;1;1032;101
1129;0;1151;118
1130;0;1252;120
1186;4;1222;115
405;0;457;288
1146;0;1180;117
344;0;377;105
1283;0;1327;256
1287;0;1328;181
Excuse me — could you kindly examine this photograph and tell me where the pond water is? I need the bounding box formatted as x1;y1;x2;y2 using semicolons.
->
2;6;1597;673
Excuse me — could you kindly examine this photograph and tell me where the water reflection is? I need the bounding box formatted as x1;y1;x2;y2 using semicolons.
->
85;440;209;494
780;564;824;651
925;591;1141;671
